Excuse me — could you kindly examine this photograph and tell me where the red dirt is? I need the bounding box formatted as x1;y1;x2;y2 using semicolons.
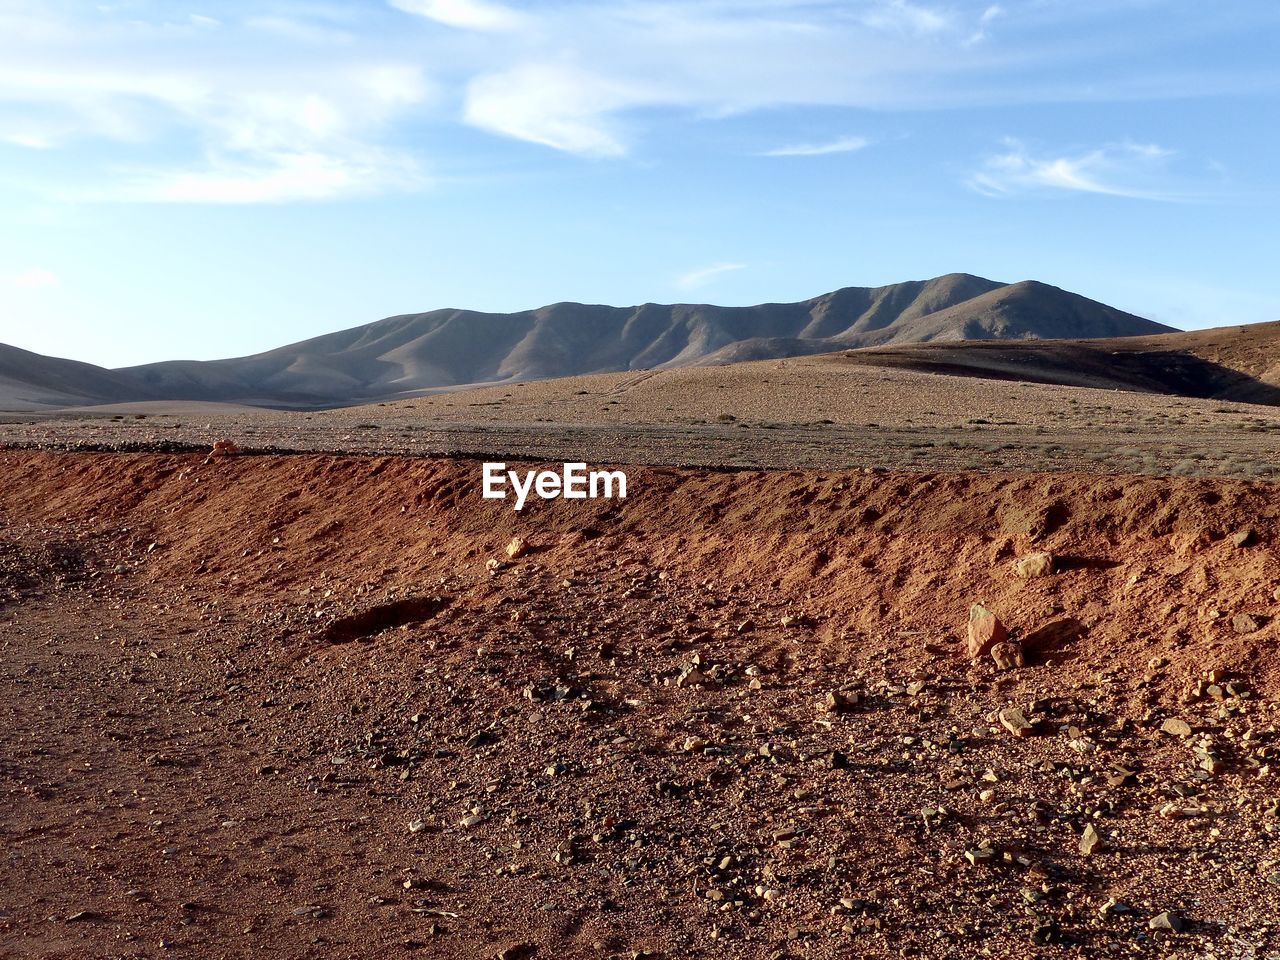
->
3;451;1280;958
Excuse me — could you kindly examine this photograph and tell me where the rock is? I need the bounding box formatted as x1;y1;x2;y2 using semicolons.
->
1160;718;1193;737
676;666;708;688
822;690;859;713
505;536;529;560
1232;528;1257;548
408;819;427;834
209;439;240;457
496;945;536;960
1232;613;1261;634
459;814;483;828
1015;552;1054;579
682;736;705;753
1148;911;1184;932
990;640;1025;671
1079;823;1102;856
999;707;1033;738
967;604;1007;659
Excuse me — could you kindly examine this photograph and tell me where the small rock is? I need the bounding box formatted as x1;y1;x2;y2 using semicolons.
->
505;537;529;560
967;604;1007;659
1079;823;1102;856
1148;911;1185;932
1232;613;1261;634
676;666;708;688
990;640;1024;671
1160;718;1193;737
460;814;483;828
999;707;1033;738
822;690;859;713
1232;528;1257;548
1015;552;1054;579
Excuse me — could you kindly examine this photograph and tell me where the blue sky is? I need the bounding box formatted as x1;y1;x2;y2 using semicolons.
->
0;0;1277;367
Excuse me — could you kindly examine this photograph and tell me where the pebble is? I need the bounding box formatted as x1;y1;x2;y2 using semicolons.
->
967;604;1007;659
999;707;1033;738
1148;911;1185;932
1015;552;1054;579
1079;823;1102;856
1160;718;1193;737
1232;613;1261;634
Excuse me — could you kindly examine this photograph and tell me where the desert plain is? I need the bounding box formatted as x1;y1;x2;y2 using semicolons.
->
3;338;1280;960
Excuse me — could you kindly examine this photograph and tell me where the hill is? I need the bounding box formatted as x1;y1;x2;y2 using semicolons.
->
1;274;1172;409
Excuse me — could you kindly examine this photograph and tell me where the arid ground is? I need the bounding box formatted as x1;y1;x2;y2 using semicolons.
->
4;352;1280;479
4;446;1280;959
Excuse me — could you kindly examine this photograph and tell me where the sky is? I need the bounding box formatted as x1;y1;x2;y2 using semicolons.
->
0;0;1278;368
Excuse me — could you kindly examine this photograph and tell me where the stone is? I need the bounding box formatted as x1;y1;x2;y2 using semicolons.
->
1148;911;1184;932
1015;552;1054;579
1232;528;1257;548
505;536;529;560
1160;718;1193;737
990;641;1025;671
1079;823;1102;856
1232;613;1261;634
967;604;1007;659
676;666;708;688
822;690;859;713
999;707;1033;738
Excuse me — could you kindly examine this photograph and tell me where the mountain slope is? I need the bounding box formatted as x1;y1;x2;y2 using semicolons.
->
3;274;1174;409
837;319;1280;405
0;343;154;411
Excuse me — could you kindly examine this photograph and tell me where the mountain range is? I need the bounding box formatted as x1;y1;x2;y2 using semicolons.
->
0;273;1174;410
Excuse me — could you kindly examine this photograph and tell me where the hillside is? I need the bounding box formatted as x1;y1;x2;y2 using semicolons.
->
839;320;1280;405
1;274;1172;409
0;342;155;410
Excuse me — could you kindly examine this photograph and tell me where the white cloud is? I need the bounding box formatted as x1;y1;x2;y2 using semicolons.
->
110;148;425;204
862;0;951;36
389;0;526;31
465;64;641;158
968;139;1187;201
2;267;58;289
762;135;870;157
676;262;746;291
0;6;433;202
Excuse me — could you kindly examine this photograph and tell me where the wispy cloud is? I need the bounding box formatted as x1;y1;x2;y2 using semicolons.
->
968;139;1190;201
389;0;527;32
0;6;433;203
862;0;951;36
464;64;640;158
109;148;426;204
1;267;58;290
762;135;870;157
676;262;746;291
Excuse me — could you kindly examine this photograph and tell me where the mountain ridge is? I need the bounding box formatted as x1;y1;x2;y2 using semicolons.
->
0;273;1174;410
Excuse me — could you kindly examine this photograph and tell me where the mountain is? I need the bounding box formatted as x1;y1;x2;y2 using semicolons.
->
0;342;156;410
1;273;1174;410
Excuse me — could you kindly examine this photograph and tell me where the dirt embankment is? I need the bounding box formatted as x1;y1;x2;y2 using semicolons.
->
2;451;1275;683
4;451;1280;959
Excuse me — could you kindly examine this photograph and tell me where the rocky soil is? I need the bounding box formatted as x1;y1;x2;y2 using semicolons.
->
4;451;1280;958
